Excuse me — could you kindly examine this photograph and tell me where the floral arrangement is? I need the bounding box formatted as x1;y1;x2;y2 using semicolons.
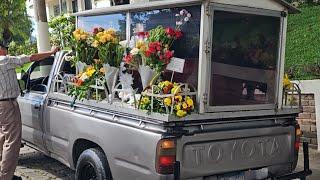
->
93;27;124;67
123;9;191;89
69;59;106;102
72;29;96;65
139;81;195;118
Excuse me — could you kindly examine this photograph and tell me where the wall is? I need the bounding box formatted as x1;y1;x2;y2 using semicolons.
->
293;79;320;151
297;94;317;149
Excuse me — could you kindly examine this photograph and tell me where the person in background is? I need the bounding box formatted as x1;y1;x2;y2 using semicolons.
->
0;42;59;180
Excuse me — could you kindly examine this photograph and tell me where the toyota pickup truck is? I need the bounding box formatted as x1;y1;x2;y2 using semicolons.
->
17;0;312;179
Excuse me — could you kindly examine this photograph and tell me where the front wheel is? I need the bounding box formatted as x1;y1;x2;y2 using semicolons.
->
75;148;112;180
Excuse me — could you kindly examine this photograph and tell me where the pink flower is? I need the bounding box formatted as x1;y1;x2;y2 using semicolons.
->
124;54;133;64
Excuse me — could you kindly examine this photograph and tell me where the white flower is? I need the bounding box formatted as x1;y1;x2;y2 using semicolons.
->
180;10;184;15
175;14;180;17
130;48;140;55
176;21;183;26
187;13;192;18
119;40;128;48
184;17;189;22
79;73;88;81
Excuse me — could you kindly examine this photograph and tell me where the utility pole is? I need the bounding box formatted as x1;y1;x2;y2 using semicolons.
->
33;0;51;52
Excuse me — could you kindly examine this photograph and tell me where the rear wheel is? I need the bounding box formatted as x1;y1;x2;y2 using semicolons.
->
75;148;112;180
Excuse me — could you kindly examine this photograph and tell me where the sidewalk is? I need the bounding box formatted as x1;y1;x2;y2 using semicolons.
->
297;148;320;180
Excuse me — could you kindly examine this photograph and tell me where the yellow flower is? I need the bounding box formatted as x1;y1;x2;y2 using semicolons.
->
176;110;187;117
171;86;181;94
175;103;181;111
74;34;81;41
182;102;188;109
141;97;150;105
136;40;145;48
86;69;95;77
92;40;99;47
106;28;116;36
283;74;293;89
164;81;171;87
164;98;172;106
80;34;88;40
100;67;106;74
186;98;194;108
175;95;182;102
86;66;96;77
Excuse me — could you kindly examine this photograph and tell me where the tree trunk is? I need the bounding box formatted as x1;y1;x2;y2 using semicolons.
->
33;0;50;52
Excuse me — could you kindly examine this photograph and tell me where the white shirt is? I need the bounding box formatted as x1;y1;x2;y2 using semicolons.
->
0;55;30;99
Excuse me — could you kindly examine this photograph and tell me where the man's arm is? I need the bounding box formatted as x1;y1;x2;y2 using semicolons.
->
29;47;59;62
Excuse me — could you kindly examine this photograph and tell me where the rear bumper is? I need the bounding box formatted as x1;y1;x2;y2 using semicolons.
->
272;142;312;180
173;142;312;180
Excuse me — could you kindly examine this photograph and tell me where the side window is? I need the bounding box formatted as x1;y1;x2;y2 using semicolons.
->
130;5;201;89
28;57;54;92
209;11;280;107
77;13;127;40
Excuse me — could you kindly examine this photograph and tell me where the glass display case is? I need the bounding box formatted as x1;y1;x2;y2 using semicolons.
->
57;0;301;120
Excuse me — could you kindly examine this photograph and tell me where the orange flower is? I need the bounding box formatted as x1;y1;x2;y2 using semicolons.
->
74;79;84;87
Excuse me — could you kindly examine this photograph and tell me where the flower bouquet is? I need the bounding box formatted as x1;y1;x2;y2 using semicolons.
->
123;9;191;90
69;59;107;104
139;80;196;118
93;27;125;93
72;29;97;73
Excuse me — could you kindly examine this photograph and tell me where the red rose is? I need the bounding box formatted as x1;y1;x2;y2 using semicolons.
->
159;55;164;60
175;30;183;39
165;27;175;37
165;50;174;60
145;50;152;57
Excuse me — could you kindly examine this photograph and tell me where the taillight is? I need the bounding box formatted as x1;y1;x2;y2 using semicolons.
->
156;139;176;174
295;125;302;151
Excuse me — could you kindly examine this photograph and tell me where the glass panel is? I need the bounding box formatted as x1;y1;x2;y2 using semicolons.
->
130;5;201;89
209;11;280;106
72;0;78;13
84;0;92;10
77;14;127;40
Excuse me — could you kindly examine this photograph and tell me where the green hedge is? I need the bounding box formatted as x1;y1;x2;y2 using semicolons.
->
285;5;320;80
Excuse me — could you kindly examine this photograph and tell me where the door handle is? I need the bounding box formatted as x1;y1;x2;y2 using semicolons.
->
34;103;41;109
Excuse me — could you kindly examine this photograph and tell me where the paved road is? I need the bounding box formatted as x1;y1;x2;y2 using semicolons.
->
16;147;74;180
15;146;320;180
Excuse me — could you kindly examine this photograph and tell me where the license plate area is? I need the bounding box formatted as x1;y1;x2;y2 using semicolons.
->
218;172;245;180
177;126;294;179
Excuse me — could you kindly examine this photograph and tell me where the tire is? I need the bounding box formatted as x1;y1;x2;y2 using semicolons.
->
75;148;112;180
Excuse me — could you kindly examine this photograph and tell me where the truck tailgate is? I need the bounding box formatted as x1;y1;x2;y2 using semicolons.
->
176;126;295;179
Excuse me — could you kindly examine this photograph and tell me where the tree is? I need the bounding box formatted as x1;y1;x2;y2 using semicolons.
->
0;0;32;44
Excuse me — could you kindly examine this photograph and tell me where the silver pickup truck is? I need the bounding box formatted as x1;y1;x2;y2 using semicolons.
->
17;0;312;180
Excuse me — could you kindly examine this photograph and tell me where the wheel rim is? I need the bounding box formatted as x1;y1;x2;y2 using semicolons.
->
79;162;97;180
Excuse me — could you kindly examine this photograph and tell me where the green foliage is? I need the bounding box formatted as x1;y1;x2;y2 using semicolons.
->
0;0;32;43
8;41;37;56
285;5;320;80
49;14;75;49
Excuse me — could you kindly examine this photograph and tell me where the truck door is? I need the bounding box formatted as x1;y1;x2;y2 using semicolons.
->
17;57;55;152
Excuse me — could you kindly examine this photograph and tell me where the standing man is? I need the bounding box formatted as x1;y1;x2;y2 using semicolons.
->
0;42;59;180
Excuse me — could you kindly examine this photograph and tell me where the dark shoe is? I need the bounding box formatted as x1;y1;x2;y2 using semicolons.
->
12;175;22;180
